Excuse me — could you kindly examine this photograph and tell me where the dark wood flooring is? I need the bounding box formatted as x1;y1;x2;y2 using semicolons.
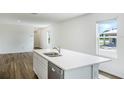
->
0;52;37;79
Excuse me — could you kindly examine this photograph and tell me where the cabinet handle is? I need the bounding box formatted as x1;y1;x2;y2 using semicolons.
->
52;68;55;72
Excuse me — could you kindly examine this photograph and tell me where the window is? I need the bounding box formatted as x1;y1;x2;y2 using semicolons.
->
96;19;117;58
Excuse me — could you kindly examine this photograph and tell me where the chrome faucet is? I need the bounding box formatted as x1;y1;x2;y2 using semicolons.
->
53;46;61;54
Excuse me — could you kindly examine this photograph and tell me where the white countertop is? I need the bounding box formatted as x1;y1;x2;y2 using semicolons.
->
34;49;111;70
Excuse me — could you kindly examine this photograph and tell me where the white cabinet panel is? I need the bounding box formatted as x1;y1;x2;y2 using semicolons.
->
33;52;48;79
64;65;92;79
37;59;48;79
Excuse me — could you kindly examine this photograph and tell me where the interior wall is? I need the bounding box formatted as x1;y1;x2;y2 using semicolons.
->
49;24;60;48
55;14;96;55
0;24;34;54
54;13;124;78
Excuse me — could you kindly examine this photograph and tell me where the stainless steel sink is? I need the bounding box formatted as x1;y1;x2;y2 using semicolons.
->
43;52;62;57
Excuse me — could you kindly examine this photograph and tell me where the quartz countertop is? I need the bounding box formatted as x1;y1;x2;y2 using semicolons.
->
34;49;111;70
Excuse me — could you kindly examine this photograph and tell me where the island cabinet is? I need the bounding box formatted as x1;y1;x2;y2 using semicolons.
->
64;64;99;79
33;52;48;79
33;52;99;79
48;62;99;79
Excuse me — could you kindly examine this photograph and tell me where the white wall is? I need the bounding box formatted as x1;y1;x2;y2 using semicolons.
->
49;24;60;48
55;14;96;55
0;24;34;54
54;13;124;78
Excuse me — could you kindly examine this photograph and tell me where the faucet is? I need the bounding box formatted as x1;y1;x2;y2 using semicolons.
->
53;46;61;54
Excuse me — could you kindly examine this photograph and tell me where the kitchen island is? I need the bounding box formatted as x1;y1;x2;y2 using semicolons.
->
33;49;111;79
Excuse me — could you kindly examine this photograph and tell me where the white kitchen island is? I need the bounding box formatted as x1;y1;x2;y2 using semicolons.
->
33;49;111;79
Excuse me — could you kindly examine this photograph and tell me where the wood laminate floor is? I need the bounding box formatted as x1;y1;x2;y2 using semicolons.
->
0;52;37;79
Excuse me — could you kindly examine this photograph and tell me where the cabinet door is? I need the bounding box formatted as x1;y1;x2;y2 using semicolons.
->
33;54;48;79
37;56;48;79
33;53;48;79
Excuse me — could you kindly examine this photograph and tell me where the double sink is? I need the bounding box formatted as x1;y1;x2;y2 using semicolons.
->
43;52;62;57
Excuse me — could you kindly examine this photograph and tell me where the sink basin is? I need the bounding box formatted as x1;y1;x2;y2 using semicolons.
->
43;52;62;57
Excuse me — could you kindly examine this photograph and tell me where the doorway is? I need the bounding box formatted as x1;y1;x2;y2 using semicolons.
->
34;27;51;49
34;30;42;49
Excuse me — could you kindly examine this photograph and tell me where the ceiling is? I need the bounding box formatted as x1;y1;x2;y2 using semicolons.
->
0;13;86;27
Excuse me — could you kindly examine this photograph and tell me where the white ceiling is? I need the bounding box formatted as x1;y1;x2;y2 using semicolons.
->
0;13;86;27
